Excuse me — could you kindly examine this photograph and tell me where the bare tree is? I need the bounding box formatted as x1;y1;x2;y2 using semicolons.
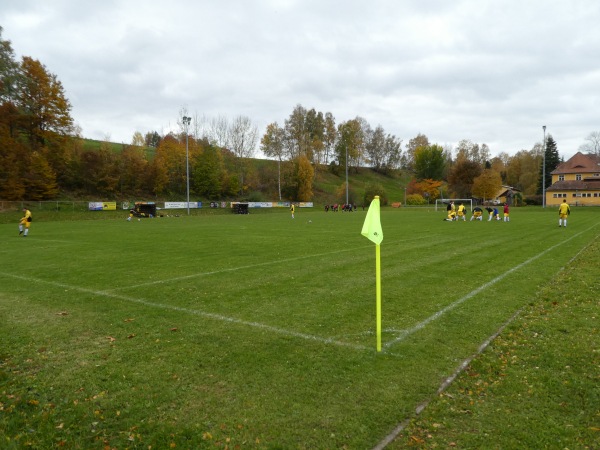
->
579;131;600;156
209;115;230;148
229;115;258;193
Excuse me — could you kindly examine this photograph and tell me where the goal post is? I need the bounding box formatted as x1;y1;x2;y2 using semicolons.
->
435;198;473;212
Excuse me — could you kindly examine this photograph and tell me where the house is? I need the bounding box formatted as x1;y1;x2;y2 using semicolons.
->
489;185;521;206
546;152;600;206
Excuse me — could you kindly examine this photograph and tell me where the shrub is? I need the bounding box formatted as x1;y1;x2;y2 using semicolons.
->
363;182;388;206
406;194;426;205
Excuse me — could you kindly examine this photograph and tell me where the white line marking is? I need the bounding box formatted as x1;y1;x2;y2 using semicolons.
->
372;232;600;450
383;225;597;349
107;236;426;292
0;272;370;352
107;246;362;292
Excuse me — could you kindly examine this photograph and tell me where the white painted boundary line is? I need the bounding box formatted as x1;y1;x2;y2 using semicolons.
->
383;226;594;350
1;225;597;357
372;232;599;449
108;246;362;292
107;236;426;293
0;272;370;352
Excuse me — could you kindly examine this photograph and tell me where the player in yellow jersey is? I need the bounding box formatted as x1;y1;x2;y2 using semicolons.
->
470;206;483;221
19;207;32;237
457;202;466;221
558;199;570;227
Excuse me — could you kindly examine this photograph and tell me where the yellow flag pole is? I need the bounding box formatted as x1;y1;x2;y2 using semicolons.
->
376;243;382;352
361;195;383;352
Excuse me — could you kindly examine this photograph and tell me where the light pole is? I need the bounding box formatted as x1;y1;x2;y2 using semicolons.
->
183;116;191;215
345;146;349;205
542;125;546;208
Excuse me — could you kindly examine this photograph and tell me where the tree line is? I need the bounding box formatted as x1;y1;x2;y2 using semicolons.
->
0;27;593;204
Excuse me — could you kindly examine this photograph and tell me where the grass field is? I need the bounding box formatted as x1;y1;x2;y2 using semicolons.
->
1;206;598;449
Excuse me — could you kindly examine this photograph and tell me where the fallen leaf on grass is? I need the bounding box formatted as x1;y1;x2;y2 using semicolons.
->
56;311;69;316
127;334;136;339
124;318;135;322
106;336;116;342
170;328;178;332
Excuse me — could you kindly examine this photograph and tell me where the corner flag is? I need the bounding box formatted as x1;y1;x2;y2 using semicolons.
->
361;196;383;245
361;196;383;352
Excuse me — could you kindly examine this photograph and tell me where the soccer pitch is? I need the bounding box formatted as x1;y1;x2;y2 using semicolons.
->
1;207;598;448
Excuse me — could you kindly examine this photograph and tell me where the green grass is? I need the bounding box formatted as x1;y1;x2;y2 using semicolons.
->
1;207;598;448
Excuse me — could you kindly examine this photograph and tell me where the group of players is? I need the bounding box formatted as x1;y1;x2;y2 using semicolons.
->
444;201;509;222
444;199;572;227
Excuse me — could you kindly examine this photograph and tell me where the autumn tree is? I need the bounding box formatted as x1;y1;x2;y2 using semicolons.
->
0;129;26;199
505;148;541;195
16;57;73;147
413;178;443;200
294;154;314;201
118;145;148;195
447;159;482;198
404;133;429;171
25;151;59;199
472;169;502;201
153;134;185;196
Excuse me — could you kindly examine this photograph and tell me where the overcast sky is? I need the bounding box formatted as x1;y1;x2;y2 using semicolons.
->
2;0;599;159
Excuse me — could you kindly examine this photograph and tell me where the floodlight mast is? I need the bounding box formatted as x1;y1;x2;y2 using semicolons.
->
183;116;191;216
542;125;546;208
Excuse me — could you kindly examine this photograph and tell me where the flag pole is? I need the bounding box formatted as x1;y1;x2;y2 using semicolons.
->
360;195;384;352
376;243;382;352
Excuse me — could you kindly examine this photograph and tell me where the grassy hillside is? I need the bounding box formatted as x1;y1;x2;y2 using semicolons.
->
80;138;410;205
311;166;411;205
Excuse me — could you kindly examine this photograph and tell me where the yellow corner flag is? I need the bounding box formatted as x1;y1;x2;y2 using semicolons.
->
361;196;383;245
361;196;383;352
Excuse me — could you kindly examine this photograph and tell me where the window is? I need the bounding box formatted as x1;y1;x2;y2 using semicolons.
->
558;175;565;181
576;174;582;181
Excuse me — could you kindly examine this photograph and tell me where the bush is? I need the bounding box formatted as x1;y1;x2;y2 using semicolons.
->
246;191;266;202
363;182;388;206
524;195;542;206
406;194;426;205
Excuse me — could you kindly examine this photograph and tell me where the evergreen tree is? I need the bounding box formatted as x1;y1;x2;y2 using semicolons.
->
537;135;560;194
